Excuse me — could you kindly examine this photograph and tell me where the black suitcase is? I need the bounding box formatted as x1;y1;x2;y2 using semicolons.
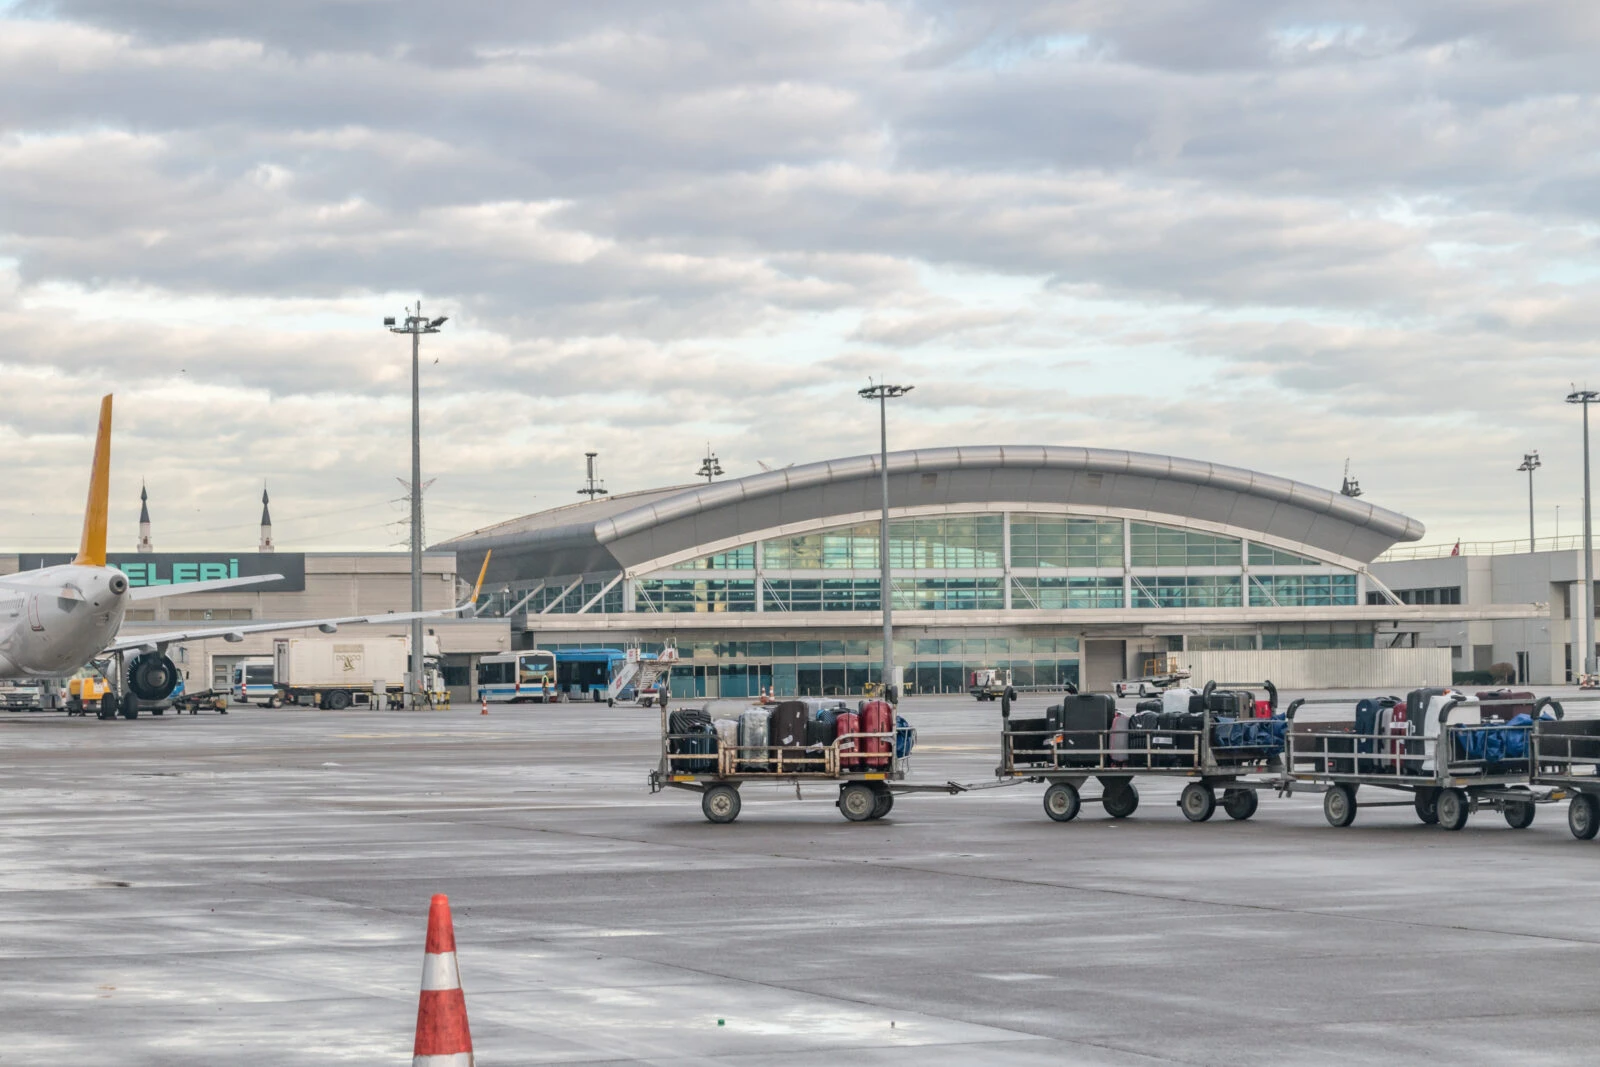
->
1406;687;1452;723
1205;690;1249;717
668;708;711;735
1056;694;1116;767
1135;697;1162;714
1008;716;1057;766
769;701;810;768
1151;710;1201;767
670;721;718;773
1125;710;1160;769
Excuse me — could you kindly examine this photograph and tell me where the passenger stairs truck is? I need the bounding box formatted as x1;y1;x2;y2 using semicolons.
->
606;644;678;707
272;636;443;710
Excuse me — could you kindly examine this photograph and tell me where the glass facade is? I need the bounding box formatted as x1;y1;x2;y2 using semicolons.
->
671;546;754;569
1248;544;1322;567
1131;576;1243;608
1011;576;1124;609
761;516;1004;570
1250;574;1358;607
635;578;756;612
1130;523;1242;567
763;578;880;612
1010;517;1123;568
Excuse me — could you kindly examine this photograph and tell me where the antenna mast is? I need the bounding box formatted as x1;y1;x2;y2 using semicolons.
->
578;453;609;500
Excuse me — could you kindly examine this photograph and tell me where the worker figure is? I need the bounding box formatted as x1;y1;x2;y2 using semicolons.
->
542;678;552;703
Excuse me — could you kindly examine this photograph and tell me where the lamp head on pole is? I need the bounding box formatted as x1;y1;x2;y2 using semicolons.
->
1566;389;1599;406
858;382;914;401
1518;451;1542;473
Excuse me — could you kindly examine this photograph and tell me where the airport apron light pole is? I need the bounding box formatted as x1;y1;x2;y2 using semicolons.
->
387;304;447;705
1568;390;1598;679
859;382;912;702
1517;451;1541;551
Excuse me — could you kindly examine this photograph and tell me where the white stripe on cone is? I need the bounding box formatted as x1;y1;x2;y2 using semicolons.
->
421;951;461;992
414;1055;474;1066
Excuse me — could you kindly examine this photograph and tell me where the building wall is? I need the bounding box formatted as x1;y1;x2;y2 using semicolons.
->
1181;648;1453;691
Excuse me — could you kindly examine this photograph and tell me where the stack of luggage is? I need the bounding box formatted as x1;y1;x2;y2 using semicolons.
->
1210;687;1288;765
688;699;913;774
1008;694;1116;768
667;708;718;773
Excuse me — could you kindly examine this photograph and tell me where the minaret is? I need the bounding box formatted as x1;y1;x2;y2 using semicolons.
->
259;486;274;553
137;483;153;553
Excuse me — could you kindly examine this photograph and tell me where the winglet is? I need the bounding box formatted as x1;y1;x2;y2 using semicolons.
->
73;395;114;567
469;551;492;614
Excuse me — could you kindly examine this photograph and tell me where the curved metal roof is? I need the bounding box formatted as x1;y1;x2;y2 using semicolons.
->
438;446;1425;580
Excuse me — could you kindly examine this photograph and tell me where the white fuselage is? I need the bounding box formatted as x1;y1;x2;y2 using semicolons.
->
0;565;128;678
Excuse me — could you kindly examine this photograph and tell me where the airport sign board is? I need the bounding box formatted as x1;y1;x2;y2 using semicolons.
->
20;552;307;593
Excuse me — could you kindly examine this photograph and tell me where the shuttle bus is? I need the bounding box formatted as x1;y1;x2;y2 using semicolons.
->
476;650;558;703
555;647;629;701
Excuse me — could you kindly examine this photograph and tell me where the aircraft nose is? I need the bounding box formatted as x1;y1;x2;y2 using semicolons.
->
108;573;128;596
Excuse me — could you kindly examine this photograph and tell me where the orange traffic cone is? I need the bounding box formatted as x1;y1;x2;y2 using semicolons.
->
413;894;474;1066
480;698;488;716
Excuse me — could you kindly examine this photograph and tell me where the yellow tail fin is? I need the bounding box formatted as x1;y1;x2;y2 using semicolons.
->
470;550;492;607
72;394;113;567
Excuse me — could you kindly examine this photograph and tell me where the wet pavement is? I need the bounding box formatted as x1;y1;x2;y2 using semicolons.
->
3;692;1598;1065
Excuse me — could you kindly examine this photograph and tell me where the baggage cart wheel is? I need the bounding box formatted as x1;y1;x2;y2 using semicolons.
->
871;789;895;820
1323;784;1357;828
1043;782;1081;822
1503;800;1535;830
701;785;741;824
839;782;878;822
1568;794;1600;840
1223;788;1259;821
1413;789;1439;825
1436;788;1469;831
1179;783;1216;823
1102;782;1139;819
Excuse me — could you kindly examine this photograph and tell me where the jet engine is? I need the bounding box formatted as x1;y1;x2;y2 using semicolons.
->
127;653;180;702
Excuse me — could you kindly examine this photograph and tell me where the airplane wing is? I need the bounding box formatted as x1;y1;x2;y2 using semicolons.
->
105;550;494;655
105;606;467;654
128;575;286;600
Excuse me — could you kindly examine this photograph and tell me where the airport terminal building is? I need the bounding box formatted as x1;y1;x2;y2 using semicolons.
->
439;447;1523;695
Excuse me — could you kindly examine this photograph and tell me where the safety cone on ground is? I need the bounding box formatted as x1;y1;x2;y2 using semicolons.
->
414;894;474;1066
480;697;488;716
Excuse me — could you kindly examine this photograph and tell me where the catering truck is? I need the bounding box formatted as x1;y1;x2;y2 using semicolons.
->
272;635;443;710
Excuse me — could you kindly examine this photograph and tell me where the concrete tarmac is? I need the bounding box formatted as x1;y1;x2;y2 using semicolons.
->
3;692;1599;1065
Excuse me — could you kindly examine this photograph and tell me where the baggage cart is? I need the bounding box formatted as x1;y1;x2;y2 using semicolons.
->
1528;695;1600;840
996;681;1285;824
1278;693;1556;830
647;702;963;823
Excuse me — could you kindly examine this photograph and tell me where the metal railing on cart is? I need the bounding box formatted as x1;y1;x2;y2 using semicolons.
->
1528;694;1600;840
997;681;1285;824
1277;693;1559;830
647;702;970;824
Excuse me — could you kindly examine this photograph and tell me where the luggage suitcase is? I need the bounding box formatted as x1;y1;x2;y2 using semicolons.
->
1056;694;1116;767
1126;709;1159;768
859;700;894;769
806;715;836;748
1476;689;1535;723
769;701;810;768
1149;710;1197;767
835;711;861;768
1205;690;1248;717
1135;697;1163;714
1161;688;1200;717
685;722;719;773
712;718;741;752
1354;698;1383;773
1253;699;1273;719
1007;716;1056;766
668;708;711;735
738;709;771;771
1109;711;1131;765
894;714;917;759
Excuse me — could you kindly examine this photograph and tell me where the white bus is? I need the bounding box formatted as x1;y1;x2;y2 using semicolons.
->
475;650;558;703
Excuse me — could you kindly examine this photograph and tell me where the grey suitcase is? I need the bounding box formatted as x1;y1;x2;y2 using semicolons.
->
738;709;771;771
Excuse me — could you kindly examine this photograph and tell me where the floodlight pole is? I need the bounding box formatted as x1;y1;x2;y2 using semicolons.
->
1517;451;1541;551
388;302;445;705
859;381;913;702
1568;391;1598;678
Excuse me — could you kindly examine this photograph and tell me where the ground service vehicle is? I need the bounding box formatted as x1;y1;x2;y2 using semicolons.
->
272;636;442;709
970;668;1014;700
0;679;59;712
231;658;277;705
67;672;118;718
556;648;628;701
475;650;557;703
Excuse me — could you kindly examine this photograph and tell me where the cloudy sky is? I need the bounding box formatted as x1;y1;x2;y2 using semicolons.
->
3;1;1597;554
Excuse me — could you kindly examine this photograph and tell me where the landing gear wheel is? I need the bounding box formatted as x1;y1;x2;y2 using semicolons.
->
1223;789;1259;821
701;784;741;824
1102;782;1139;819
1414;789;1439;825
1568;794;1600;840
1437;788;1469;831
1179;783;1216;823
326;689;352;711
871;788;895;820
1503;800;1536;830
1323;784;1357;827
1043;782;1081;822
96;697;116;720
120;694;139;720
839;782;878;822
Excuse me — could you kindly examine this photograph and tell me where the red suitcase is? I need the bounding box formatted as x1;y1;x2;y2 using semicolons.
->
860;700;893;769
835;711;861;768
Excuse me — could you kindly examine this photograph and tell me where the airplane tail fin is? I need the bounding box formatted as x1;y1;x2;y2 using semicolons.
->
469;550;492;614
72;395;114;567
